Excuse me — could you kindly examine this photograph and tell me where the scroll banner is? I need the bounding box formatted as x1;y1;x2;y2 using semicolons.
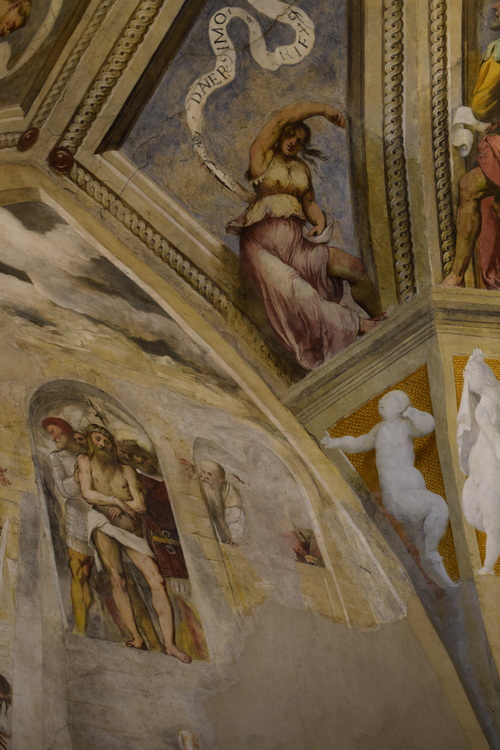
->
185;0;315;200
451;106;488;158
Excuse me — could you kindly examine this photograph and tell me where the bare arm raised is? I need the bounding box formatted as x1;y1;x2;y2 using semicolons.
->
402;406;435;437
249;102;346;180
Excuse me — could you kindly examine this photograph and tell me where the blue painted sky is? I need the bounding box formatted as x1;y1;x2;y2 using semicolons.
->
123;0;356;255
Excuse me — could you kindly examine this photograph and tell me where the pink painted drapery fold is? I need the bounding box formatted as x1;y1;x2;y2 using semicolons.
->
240;217;360;370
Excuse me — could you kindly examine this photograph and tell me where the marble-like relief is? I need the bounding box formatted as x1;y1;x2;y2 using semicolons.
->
447;1;500;287
122;0;383;370
323;365;459;590
32;384;207;663
322;390;456;588
457;350;500;574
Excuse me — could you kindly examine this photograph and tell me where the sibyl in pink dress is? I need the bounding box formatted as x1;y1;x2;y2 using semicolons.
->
227;154;362;370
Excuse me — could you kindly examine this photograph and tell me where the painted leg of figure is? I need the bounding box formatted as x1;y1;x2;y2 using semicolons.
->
125;549;191;664
479;523;500;574
327;246;383;318
125;566;163;651
441;167;497;286
67;548;93;634
93;530;145;648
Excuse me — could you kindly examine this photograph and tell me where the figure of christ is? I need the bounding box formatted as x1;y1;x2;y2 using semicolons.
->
442;2;500;287
321;391;457;588
77;425;191;663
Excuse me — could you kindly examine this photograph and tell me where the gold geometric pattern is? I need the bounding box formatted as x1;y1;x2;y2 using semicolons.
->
453;355;500;575
327;364;459;582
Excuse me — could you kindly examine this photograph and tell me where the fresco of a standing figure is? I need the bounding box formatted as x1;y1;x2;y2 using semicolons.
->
227;101;382;370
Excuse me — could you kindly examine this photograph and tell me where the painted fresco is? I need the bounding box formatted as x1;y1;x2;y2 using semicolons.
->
0;200;233;388
446;0;500;287
124;0;354;255
0;199;358;659
123;0;383;371
0;0;89;108
31;382;207;662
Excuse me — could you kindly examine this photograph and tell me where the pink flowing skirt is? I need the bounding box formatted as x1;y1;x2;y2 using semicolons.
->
240;217;360;370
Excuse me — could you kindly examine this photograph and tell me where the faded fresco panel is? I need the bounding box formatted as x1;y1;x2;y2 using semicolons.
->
0;0;90;109
123;0;355;256
30;381;208;662
0;200;233;387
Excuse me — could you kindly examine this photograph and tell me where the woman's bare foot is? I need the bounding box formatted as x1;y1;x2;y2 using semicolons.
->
165;644;192;664
439;271;465;287
358;318;381;335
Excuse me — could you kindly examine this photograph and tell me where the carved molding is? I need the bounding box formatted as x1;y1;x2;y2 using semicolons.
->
0;133;20;149
59;0;164;154
66;161;297;386
31;0;118;132
383;0;416;302
430;0;455;276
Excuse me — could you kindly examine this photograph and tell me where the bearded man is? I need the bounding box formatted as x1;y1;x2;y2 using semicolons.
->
443;1;500;287
77;425;191;663
42;417;93;634
198;460;246;545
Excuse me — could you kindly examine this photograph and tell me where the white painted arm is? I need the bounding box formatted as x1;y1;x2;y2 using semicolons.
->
321;425;378;454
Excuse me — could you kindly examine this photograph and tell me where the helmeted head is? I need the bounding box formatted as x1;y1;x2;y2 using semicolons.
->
117;439;158;475
378;390;411;421
277;122;311;158
0;673;11;711
74;431;87;449
42;417;75;450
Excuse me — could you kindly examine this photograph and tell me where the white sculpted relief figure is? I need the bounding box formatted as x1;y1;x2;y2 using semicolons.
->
321;390;457;588
458;349;500;575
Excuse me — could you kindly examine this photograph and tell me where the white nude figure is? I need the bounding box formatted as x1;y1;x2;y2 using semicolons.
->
458;349;500;575
321;390;457;588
